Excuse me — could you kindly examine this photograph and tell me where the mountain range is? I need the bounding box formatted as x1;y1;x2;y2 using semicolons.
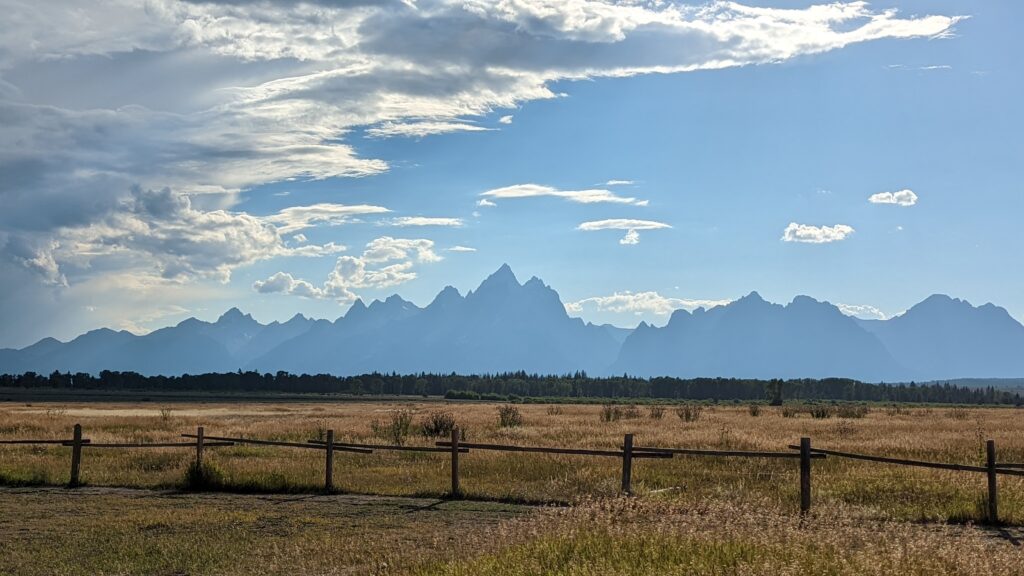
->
2;264;1023;382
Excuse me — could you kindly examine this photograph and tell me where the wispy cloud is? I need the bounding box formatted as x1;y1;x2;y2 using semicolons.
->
385;217;464;227
266;203;392;234
577;218;671;245
566;291;730;316
781;223;855;244
498;115;514;125
605;180;634;186
476;199;497;208
481;184;647;206
365;121;494;139
869;189;919;206
447;245;477;253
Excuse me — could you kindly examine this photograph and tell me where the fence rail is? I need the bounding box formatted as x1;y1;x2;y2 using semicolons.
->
0;423;1019;523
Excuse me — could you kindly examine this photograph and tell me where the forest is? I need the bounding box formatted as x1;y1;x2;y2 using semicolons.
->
1;370;1020;405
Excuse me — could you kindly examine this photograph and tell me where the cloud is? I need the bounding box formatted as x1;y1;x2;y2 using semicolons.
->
385;216;464;227
605;179;634;186
266;203;392;234
781;223;855;244
365;121;494;139
253;236;441;302
447;245;477;252
476;199;497;207
566;291;730;316
836;303;888;321
577;218;671;245
481;183;646;205
498;115;514;124
0;0;960;297
868;189;919;206
619;229;640;245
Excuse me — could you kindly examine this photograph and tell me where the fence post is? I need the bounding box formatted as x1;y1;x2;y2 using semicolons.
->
986;439;998;524
621;433;634;495
195;426;205;469
450;426;461;498
69;423;83;488
799;437;811;514
325;429;334;492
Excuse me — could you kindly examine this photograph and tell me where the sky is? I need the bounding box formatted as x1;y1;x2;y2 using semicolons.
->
0;0;1021;349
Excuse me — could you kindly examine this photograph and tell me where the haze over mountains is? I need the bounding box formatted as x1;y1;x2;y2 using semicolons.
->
2;265;1023;382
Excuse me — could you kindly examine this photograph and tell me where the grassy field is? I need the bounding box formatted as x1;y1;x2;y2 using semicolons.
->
2;400;1024;574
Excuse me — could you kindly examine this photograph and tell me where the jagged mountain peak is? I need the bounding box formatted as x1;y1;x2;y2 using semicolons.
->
476;263;520;291
217;307;255;323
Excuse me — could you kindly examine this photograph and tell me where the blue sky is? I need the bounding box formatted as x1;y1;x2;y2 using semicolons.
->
0;0;1020;348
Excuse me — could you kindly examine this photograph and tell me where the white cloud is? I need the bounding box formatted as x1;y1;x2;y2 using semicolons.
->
498;115;514;124
254;236;441;302
619;229;640;245
836;303;888;321
781;222;855;244
578;218;671;245
868;189;919;206
266;203;391;234
481;183;646;205
291;233;307;243
566;291;731;316
365;121;494;139
447;245;477;252
385;216;464;227
476;199;497;207
605;180;634;186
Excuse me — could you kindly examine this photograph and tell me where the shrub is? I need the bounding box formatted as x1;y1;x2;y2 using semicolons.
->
647;405;665;420
498;405;523;428
747;404;762;417
622;404;641;420
545;405;564;416
780;406;799;418
676;404;702;423
837;405;869;419
371;409;414;445
159;407;173;422
808;405;834;419
183;461;225;490
599;404;622;423
420;410;457;438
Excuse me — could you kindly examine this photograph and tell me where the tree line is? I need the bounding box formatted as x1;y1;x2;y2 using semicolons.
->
1;370;1020;405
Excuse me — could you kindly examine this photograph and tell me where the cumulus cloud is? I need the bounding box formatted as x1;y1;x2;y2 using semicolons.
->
781;222;855;244
836;303;888;321
566;291;731;316
577;218;671;245
868;189;919;206
481;184;646;205
385;216;464;227
498;115;514;124
253;236;441;302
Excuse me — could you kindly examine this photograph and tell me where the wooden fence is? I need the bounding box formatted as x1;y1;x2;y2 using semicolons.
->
3;424;1024;522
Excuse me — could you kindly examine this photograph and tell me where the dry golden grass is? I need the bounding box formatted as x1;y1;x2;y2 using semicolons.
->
2;401;1023;523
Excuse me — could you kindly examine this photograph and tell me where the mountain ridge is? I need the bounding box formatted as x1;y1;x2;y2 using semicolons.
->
2;265;1023;381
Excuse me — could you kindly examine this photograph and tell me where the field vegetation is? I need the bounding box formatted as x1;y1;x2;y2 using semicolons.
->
2;400;1023;574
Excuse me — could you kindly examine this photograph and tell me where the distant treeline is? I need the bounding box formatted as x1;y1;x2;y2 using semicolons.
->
1;370;1021;405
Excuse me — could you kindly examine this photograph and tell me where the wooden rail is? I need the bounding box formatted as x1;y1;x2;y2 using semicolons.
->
787;445;1024;477
307;439;468;453
434;440;673;459
633;446;825;459
0;439;92;444
182;433;371;453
